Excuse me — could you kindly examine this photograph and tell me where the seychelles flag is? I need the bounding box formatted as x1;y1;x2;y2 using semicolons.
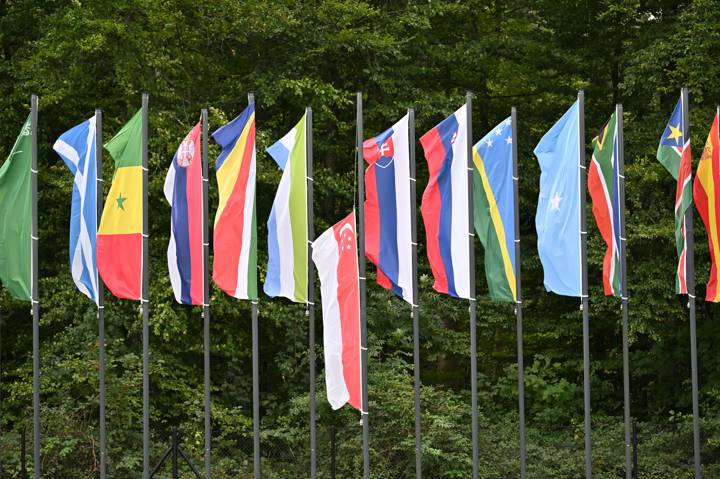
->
420;104;472;299
164;122;203;305
363;114;414;304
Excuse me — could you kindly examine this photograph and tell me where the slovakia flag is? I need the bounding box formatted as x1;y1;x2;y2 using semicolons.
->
363;114;414;305
420;104;472;299
312;211;361;410
164;122;204;305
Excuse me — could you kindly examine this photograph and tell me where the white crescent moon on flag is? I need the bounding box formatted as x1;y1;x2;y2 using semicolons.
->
340;222;354;235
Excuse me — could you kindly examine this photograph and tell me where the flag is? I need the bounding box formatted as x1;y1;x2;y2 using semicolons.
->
54;116;99;303
588;112;622;297
693;111;719;301
212;105;257;300
420;104;471;299
363;114;413;304
97;110;143;300
534;100;582;297
312;211;361;411
657;96;693;294
164;122;203;304
264;113;307;303
472;117;517;302
0;115;32;301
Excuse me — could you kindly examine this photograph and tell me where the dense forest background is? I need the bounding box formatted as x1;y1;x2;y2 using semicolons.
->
2;0;720;477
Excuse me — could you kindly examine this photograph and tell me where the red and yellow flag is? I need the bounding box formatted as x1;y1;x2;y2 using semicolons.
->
693;112;720;302
97;110;143;300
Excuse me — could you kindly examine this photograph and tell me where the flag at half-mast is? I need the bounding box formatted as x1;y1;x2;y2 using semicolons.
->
693;111;720;302
472;117;517;302
97;110;144;300
264;113;308;303
363;114;414;304
657;97;693;295
212;105;258;300
165;121;203;305
588;112;622;297
54;116;100;304
420;104;472;299
312;211;361;411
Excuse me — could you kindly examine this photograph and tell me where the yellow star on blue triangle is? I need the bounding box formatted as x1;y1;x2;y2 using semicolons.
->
667;123;683;144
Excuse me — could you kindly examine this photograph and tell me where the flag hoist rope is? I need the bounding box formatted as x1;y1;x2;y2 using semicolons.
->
96;108;108;479
30;93;41;479
141;92;150;479
201;108;212;479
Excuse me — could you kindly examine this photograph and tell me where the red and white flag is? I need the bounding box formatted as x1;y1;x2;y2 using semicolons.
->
311;211;361;410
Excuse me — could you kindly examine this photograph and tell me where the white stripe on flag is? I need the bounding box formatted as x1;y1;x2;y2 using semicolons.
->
450;105;471;299
234;149;256;298
392;114;414;304
164;162;182;303
275;156;296;299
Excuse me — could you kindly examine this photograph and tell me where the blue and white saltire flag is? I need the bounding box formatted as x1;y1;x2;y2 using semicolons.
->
534;100;582;297
53;116;99;303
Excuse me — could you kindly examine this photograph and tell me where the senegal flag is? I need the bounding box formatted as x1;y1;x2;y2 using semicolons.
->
97;110;144;299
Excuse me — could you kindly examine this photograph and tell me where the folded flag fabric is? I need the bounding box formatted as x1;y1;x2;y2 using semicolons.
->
0;114;32;301
97;110;144;300
588;112;622;297
693;111;719;302
420;104;472;299
212;106;258;300
54;116;99;304
312;211;361;411
657;96;693;294
363;114;414;304
264;113;308;303
472;116;517;302
164;122;203;305
534;100;582;297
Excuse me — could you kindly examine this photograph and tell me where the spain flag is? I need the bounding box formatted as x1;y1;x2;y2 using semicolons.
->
97;110;144;300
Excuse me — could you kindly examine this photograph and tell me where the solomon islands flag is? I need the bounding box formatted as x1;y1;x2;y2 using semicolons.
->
363;114;414;304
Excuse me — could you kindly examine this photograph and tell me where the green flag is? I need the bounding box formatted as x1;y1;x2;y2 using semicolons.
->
0;115;33;301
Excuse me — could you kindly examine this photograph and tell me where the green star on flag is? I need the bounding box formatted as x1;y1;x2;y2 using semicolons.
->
116;193;127;210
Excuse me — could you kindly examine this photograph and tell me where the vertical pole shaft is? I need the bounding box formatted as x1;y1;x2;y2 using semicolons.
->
356;91;370;479
248;92;261;479
30;94;40;479
408;108;422;479
578;90;592;479
465;93;478;479
172;428;178;479
682;86;701;479
511;107;527;479
21;427;27;479
201;108;212;479
96;109;107;479
306;107;317;479
141;93;150;479
617;103;632;479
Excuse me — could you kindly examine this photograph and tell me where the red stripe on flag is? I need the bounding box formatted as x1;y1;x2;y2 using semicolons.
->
588;159;615;296
97;233;142;300
186;124;204;304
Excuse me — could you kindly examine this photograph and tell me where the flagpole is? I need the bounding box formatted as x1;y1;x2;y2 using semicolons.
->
201;108;212;479
141;92;150;479
578;89;592;479
682;86;701;479
96;108;108;479
465;92;479;479
356;91;370;479
408;107;422;479
306;106;317;479
511;106;527;479
616;103;632;479
30;93;40;479
248;92;261;479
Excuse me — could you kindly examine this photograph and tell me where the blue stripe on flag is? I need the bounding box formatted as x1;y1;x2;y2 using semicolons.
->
171;157;193;304
264;206;281;296
436;115;459;297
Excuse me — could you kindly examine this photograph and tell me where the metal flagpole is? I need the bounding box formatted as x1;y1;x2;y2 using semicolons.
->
408;107;422;479
201;108;212;479
248;92;261;479
96;108;108;479
682;86;701;479
306;107;317;479
511;107;527;479
578;90;592;479
617;103;632;479
30;93;40;479
465;92;478;479
141;93;150;479
356;91;370;479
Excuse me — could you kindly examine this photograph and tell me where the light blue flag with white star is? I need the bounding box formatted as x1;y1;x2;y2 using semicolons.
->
534;100;581;297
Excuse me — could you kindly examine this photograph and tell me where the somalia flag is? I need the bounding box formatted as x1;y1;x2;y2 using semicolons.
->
264;113;308;303
54;116;99;304
473;117;517;302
